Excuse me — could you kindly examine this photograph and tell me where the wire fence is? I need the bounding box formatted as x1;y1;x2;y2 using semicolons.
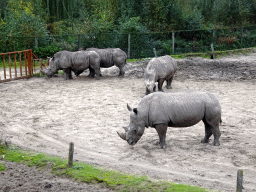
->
1;25;256;59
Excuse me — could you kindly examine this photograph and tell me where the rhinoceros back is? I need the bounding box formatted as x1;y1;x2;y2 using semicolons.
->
146;55;177;81
138;91;221;128
86;48;127;68
71;51;90;71
52;50;73;69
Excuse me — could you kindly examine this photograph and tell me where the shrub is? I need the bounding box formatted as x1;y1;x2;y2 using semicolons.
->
33;45;62;59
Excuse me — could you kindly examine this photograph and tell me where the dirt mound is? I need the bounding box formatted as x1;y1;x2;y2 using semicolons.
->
124;56;256;80
176;57;256;81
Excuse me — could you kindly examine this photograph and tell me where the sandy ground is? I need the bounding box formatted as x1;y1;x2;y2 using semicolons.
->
0;54;256;192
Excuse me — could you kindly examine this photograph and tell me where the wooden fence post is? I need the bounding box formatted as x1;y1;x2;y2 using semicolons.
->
153;48;157;57
128;34;130;59
236;169;243;192
68;142;74;168
172;32;175;55
8;54;12;79
211;43;215;59
3;55;6;80
27;49;32;76
39;59;43;76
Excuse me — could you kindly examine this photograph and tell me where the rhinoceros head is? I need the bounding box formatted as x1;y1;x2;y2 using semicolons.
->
41;56;58;78
144;69;156;94
117;104;145;146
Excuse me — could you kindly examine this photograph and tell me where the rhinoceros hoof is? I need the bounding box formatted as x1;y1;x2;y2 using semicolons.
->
211;141;220;146
201;138;210;144
154;140;167;149
118;74;125;78
159;144;167;149
166;86;172;89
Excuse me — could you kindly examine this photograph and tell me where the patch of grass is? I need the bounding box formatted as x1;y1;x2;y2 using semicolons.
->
170;47;256;60
33;70;64;77
0;145;213;192
127;58;140;62
0;59;48;69
0;162;6;171
171;53;211;59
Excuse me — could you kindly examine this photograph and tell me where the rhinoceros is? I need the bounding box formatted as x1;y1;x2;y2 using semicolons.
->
85;48;127;77
117;91;222;149
41;50;101;80
144;55;177;95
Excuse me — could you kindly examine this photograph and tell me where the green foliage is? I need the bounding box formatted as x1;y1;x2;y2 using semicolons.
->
33;45;62;58
118;17;148;34
3;0;48;37
0;0;8;19
1;0;256;57
181;7;205;30
118;17;157;58
143;0;183;31
42;0;81;22
0;0;48;52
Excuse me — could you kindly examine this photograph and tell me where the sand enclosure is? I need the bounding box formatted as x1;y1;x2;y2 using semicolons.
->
0;55;256;191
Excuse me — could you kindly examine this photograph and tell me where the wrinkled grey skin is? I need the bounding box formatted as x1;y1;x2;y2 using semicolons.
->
86;48;127;77
117;91;222;149
144;55;177;95
41;50;101;80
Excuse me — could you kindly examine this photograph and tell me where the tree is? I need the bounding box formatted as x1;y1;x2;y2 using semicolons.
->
0;0;8;19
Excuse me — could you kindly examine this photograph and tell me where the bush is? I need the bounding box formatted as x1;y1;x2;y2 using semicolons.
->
33;45;62;59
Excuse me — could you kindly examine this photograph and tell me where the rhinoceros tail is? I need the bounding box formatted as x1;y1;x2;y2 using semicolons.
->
220;118;222;125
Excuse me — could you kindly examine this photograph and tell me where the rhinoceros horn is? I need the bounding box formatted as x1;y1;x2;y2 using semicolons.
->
117;131;126;140
117;126;129;140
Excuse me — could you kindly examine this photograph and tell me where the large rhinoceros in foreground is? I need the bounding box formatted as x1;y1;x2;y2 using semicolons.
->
41;50;101;80
117;91;222;149
144;55;177;95
85;48;127;77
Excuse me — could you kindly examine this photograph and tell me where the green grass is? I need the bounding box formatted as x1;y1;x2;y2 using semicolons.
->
0;162;6;171
0;144;213;192
33;70;64;77
0;59;47;69
170;47;256;59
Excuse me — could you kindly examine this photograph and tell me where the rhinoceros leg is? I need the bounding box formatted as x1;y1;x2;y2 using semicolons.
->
63;68;73;80
166;76;174;89
157;79;165;92
88;66;95;77
155;123;168;149
118;65;125;78
88;66;102;78
201;119;221;146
